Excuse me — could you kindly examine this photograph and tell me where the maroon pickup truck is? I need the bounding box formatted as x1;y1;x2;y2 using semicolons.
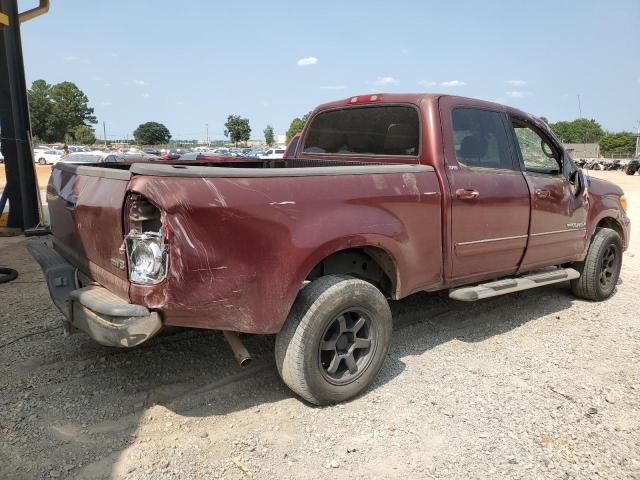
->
29;94;630;405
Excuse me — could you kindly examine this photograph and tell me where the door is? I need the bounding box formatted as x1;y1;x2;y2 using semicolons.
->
440;101;531;282
509;117;588;270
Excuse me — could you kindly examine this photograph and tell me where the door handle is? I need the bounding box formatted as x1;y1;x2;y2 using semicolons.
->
535;189;551;199
455;188;480;200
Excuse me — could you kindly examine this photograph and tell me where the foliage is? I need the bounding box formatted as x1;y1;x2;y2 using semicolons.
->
71;125;96;145
599;132;636;154
28;80;97;143
224;115;251;145
548;118;604;143
286;113;312;143
539;116;549;125
133;122;172;145
263;125;275;146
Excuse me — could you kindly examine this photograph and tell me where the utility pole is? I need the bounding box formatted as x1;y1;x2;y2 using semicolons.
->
205;123;209;146
102;120;107;146
577;94;582;117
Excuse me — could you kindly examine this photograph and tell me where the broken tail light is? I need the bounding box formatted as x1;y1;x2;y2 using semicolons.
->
125;194;168;285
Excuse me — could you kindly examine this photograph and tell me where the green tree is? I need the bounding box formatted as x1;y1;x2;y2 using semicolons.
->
133;122;171;145
548;118;604;143
539;116;549;125
599;132;636;155
28;80;55;142
27;80;97;142
50;81;97;140
286;112;311;142
71;125;96;145
224;115;251;145
263;125;275;146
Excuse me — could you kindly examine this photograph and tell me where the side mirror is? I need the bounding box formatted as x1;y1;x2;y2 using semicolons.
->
570;169;587;196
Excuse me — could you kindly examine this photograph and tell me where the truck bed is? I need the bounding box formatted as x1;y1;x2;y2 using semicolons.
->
47;159;442;333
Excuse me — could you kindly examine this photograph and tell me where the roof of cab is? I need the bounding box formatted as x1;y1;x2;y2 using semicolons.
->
312;92;545;130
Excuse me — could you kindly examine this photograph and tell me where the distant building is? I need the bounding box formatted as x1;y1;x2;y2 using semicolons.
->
277;134;287;145
563;143;599;159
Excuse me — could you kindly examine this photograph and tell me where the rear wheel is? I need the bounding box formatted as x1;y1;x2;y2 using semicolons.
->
275;275;392;405
571;228;622;300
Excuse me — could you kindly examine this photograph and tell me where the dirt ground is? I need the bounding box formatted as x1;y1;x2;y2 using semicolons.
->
1;170;639;479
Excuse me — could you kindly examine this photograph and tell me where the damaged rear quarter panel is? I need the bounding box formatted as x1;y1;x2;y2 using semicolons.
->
127;171;442;334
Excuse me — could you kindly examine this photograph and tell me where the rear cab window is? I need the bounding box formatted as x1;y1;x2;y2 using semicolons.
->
285;135;300;158
303;105;420;157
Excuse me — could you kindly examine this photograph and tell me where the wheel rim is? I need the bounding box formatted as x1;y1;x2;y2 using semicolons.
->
318;309;376;385
599;244;619;289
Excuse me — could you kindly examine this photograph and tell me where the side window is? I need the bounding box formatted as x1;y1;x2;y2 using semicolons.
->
452;108;514;170
512;120;561;174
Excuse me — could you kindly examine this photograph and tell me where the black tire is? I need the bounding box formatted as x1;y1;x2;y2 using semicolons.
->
626;165;637;176
38;158;47;165
571;228;623;301
275;275;392;405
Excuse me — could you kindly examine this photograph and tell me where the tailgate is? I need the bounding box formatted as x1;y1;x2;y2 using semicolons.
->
47;163;131;299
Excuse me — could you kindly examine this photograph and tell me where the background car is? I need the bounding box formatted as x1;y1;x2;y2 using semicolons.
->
34;149;62;165
60;152;119;164
259;147;286;160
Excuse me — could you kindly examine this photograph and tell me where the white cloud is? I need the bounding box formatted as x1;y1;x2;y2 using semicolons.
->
63;55;78;62
418;80;437;87
141;93;151;98
320;85;345;90
506;79;527;86
100;101;113;106
506;91;532;98
441;80;466;87
296;56;318;66
134;80;145;86
375;76;399;86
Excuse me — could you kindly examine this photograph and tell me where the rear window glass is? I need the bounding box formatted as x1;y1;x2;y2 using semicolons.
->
285;135;300;157
303;105;419;156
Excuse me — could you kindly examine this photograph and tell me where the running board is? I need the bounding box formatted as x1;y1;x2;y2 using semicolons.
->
449;268;580;302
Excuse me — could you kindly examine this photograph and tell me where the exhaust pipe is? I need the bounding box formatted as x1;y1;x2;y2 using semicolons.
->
223;331;252;367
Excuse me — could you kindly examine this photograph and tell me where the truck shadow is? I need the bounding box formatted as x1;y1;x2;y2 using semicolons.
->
1;248;580;478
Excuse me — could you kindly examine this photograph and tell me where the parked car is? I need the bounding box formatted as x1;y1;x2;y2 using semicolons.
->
59;152;120;164
34;149;62;165
259;147;286;159
29;93;629;406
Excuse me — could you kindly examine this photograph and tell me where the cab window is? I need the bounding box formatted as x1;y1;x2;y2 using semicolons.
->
511;119;561;175
451;108;515;170
303;105;419;156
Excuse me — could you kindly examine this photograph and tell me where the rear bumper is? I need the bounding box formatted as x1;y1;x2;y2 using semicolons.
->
27;240;162;347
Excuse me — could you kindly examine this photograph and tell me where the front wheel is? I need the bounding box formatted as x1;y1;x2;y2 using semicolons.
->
275;275;392;405
571;228;623;301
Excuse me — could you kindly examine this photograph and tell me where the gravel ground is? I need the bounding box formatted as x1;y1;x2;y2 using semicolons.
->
1;170;639;480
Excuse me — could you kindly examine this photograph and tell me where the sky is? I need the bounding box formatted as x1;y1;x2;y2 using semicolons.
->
18;0;640;142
